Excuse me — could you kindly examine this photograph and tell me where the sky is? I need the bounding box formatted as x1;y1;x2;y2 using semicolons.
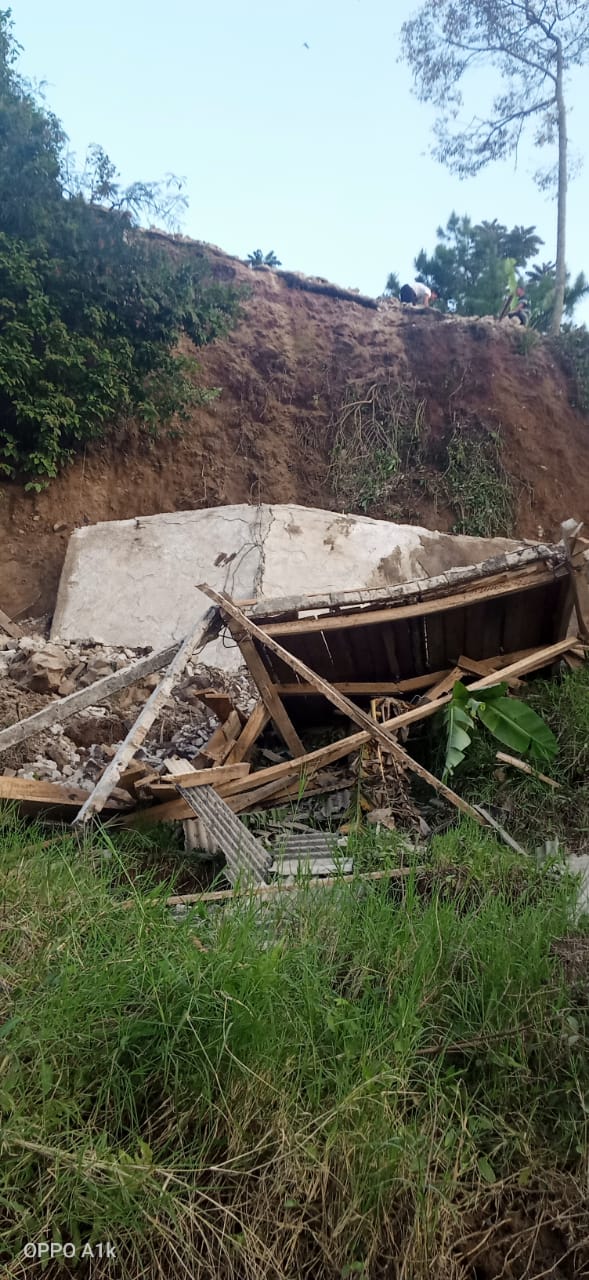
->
12;0;589;324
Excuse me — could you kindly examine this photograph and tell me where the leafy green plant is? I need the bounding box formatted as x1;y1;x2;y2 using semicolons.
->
442;423;517;537
442;681;558;779
0;11;242;484
247;248;281;267
329;379;428;512
554;327;589;414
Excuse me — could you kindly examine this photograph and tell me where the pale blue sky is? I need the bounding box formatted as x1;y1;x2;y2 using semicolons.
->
12;0;589;322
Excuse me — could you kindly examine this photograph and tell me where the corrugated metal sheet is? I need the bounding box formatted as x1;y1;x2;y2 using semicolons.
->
177;784;272;886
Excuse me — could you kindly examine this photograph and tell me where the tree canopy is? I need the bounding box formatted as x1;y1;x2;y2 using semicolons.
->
0;9;242;486
400;1;589;333
388;211;588;329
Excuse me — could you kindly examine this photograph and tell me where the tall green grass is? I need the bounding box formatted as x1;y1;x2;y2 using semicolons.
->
1;814;588;1277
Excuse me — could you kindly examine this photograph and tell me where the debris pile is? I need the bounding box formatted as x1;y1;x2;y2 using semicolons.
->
1;521;588;895
0;631;257;791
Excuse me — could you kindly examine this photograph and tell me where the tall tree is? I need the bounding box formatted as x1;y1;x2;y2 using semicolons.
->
400;2;589;334
412;212;543;316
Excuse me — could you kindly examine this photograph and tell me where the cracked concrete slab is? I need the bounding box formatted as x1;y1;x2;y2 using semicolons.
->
51;503;522;665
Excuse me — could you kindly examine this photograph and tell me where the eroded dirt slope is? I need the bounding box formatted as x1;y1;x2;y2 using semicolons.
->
1;239;588;620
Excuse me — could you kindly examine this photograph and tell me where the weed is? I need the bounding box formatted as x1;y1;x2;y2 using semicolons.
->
429;665;589;853
441;422;516;537
554;327;589;414
517;326;541;356
0;814;588;1277
329;379;428;512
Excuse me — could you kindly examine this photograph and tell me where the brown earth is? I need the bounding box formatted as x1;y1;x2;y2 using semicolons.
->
1;240;588;622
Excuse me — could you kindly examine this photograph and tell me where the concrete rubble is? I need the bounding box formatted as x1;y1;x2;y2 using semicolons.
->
0;631;257;793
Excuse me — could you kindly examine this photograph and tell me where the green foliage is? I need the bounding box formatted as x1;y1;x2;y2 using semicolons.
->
247;248;282;267
554;327;589;413
0;11;242;483
442;682;558;780
446;665;589;852
410;212;588;330
414;214;543;317
442;424;516;537
0;815;587;1276
329;380;428;512
383;270;401;296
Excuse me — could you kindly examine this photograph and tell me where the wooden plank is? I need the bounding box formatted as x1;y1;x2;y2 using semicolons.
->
561;519;589;641
0;607;22;640
421;666;465;703
72;608;221;825
0;776;131;812
194;710;242;766
200;585;486;825
276;674;451;696
121;864;424;908
0;640;180;757
495;751;560;789
224;702;270;764
132;636;579;826
225;623;305;758
458;654;522;688
258;569;559;637
147;762;251;795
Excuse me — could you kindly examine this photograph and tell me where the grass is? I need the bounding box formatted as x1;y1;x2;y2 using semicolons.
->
440;423;516;538
442;664;589;852
1;812;588;1278
329;379;429;513
328;378;518;538
554;327;589;414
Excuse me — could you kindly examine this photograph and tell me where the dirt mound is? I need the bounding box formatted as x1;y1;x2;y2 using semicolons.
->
2;239;588;622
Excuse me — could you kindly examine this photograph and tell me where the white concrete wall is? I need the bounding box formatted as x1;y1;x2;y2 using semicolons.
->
51;504;521;666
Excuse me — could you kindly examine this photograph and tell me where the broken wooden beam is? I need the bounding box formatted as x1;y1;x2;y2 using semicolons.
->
275;673;451;697
0;607;23;640
199;585;486;825
73;608;221;825
193;710;243;767
0;775;132;815
225;620;305;758
224;701;270;764
121;864;424;908
146;762;251;796
0;640;180;756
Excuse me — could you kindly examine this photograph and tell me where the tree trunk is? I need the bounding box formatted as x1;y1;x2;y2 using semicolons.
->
550;40;567;335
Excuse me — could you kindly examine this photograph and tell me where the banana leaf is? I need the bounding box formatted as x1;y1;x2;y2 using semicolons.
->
442;699;475;779
476;696;557;763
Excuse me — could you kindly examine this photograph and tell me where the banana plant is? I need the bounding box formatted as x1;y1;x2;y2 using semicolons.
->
442;682;557;780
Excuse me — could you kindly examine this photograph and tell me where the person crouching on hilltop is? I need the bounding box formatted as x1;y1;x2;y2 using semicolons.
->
399;281;437;307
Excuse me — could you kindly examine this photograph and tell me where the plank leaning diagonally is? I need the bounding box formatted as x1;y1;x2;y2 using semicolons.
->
131;635;579;827
0;641;180;756
73;608;221;825
198;584;485;824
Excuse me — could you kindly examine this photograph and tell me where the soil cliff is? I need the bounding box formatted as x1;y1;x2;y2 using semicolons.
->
1;238;588;621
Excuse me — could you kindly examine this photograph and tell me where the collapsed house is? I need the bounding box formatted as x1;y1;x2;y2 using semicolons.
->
1;511;587;892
